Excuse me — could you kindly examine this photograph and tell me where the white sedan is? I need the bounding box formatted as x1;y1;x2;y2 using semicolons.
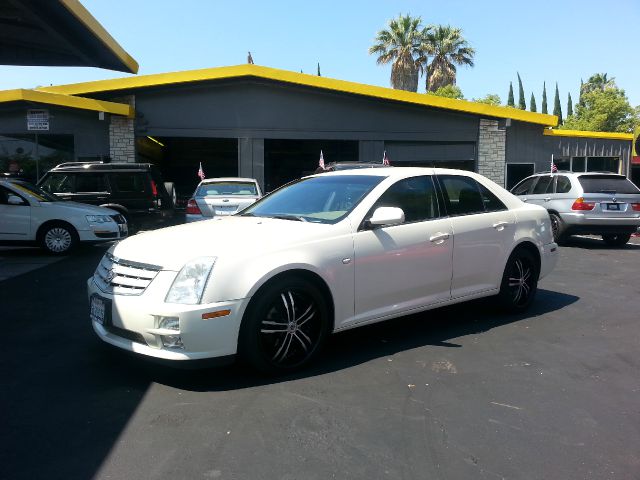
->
185;177;262;222
88;168;557;372
0;179;128;254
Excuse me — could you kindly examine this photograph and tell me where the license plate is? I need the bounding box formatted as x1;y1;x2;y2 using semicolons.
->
606;203;620;211
216;206;237;214
90;295;108;325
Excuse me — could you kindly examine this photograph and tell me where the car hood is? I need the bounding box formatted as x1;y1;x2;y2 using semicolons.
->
111;216;340;271
41;201;118;215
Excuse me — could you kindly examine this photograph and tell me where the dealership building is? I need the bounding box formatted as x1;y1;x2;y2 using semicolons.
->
0;66;635;197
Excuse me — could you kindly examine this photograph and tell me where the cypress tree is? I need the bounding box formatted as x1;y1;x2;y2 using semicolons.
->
530;92;537;112
578;79;584;106
567;92;573;117
553;82;563;124
541;82;548;114
317;63;321;76
507;82;515;107
517;73;526;109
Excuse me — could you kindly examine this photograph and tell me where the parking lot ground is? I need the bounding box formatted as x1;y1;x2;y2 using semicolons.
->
0;246;64;281
1;237;639;480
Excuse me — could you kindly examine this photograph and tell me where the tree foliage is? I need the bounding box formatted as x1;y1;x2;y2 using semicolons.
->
507;82;514;107
567;93;573;117
562;82;639;133
429;84;464;99
517;73;526;110
553;83;562;124
420;25;475;92
530;93;537;112
541;82;548;114
369;14;424;91
473;94;501;105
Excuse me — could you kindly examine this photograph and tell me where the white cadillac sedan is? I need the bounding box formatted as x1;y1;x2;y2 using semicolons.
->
88;168;558;372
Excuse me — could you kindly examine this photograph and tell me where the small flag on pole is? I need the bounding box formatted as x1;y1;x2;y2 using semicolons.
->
382;150;390;166
319;150;325;169
550;155;557;173
197;162;205;180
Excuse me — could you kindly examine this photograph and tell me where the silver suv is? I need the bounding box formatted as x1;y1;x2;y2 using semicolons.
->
511;172;640;246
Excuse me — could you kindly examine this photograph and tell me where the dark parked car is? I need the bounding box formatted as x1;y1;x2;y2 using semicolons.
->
38;162;175;231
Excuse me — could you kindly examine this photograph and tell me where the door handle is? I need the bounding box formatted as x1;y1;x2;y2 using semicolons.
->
493;221;509;231
544;197;551;202
429;232;450;244
522;198;528;202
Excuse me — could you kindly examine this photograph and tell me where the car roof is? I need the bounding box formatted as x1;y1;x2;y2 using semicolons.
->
199;177;258;183
49;162;154;172
314;166;472;178
529;171;625;177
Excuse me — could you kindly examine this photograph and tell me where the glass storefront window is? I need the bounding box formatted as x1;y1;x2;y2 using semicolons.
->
0;134;74;182
586;157;619;173
571;157;586;172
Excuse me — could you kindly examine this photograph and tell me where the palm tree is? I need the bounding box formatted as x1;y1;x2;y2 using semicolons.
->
369;14;425;92
420;25;475;92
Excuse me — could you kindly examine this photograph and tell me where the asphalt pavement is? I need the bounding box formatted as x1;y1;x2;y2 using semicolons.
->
1;237;639;480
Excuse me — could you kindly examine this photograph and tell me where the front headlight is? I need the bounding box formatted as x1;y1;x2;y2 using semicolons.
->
165;257;216;304
86;215;114;224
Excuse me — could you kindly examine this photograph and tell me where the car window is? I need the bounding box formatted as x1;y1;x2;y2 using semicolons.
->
370;176;439;223
555;176;572;194
111;173;147;193
40;173;74;193
478;183;507;212
438;175;485;216
75;173;108;193
532;175;553;194
196;182;258;196
511;177;535;195
577;175;640;194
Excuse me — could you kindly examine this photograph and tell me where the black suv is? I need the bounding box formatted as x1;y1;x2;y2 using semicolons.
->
38;162;175;231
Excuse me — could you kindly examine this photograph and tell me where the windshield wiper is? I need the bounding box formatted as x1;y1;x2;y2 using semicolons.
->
270;214;307;222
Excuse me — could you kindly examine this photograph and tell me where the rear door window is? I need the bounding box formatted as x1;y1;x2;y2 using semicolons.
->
478;183;507;212
111;173;147;193
75;173;108;193
438;175;485;216
555;176;572;193
577;175;640;194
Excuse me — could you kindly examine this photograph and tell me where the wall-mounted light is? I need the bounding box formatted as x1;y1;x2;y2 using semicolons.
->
147;136;165;147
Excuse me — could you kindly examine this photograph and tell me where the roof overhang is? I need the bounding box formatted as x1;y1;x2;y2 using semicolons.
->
0;89;134;117
543;129;633;141
0;0;138;73
39;64;558;127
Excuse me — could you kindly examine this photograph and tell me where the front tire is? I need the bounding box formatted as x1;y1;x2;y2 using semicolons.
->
39;222;78;254
497;249;538;313
602;233;631;247
239;277;330;373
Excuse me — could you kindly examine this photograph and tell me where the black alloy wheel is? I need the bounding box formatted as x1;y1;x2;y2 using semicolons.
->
239;277;330;373
497;249;538;312
602;233;631;247
549;213;566;244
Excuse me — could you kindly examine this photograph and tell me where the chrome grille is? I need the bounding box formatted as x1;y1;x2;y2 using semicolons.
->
93;252;161;296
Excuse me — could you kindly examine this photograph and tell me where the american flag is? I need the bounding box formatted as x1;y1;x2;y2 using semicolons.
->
319;150;325;169
197;162;205;180
382;150;390;166
550;156;557;173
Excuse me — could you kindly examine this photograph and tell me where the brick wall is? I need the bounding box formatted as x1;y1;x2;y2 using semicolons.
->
477;119;506;186
109;95;135;163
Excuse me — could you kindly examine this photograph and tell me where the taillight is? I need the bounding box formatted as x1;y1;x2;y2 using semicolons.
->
186;199;201;215
150;180;158;197
631;203;640;212
571;197;595;211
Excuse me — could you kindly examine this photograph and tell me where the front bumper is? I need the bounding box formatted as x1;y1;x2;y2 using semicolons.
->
79;223;127;242
88;277;250;361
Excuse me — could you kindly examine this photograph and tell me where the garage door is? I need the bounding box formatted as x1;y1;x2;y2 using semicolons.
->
385;141;475;170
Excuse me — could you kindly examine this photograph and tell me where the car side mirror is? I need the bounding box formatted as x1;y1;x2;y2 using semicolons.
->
366;206;405;228
7;194;25;206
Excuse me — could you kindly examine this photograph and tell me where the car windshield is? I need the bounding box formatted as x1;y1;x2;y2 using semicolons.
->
242;175;385;223
196;182;258;196
11;181;58;202
578;175;640;194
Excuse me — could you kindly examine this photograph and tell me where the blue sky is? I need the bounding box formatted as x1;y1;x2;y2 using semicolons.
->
2;0;639;109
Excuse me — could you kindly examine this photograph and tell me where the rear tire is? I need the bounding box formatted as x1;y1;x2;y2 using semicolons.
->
238;277;330;374
549;213;566;244
497;249;538;313
38;222;79;255
602;233;631;247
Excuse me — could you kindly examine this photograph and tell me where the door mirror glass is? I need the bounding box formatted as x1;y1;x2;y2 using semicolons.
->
7;194;25;206
368;207;405;227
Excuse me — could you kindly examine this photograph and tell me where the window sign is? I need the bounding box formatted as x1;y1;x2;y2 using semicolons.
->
27;109;49;131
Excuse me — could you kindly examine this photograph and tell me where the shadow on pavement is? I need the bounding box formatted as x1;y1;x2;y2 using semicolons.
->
561;235;640;250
